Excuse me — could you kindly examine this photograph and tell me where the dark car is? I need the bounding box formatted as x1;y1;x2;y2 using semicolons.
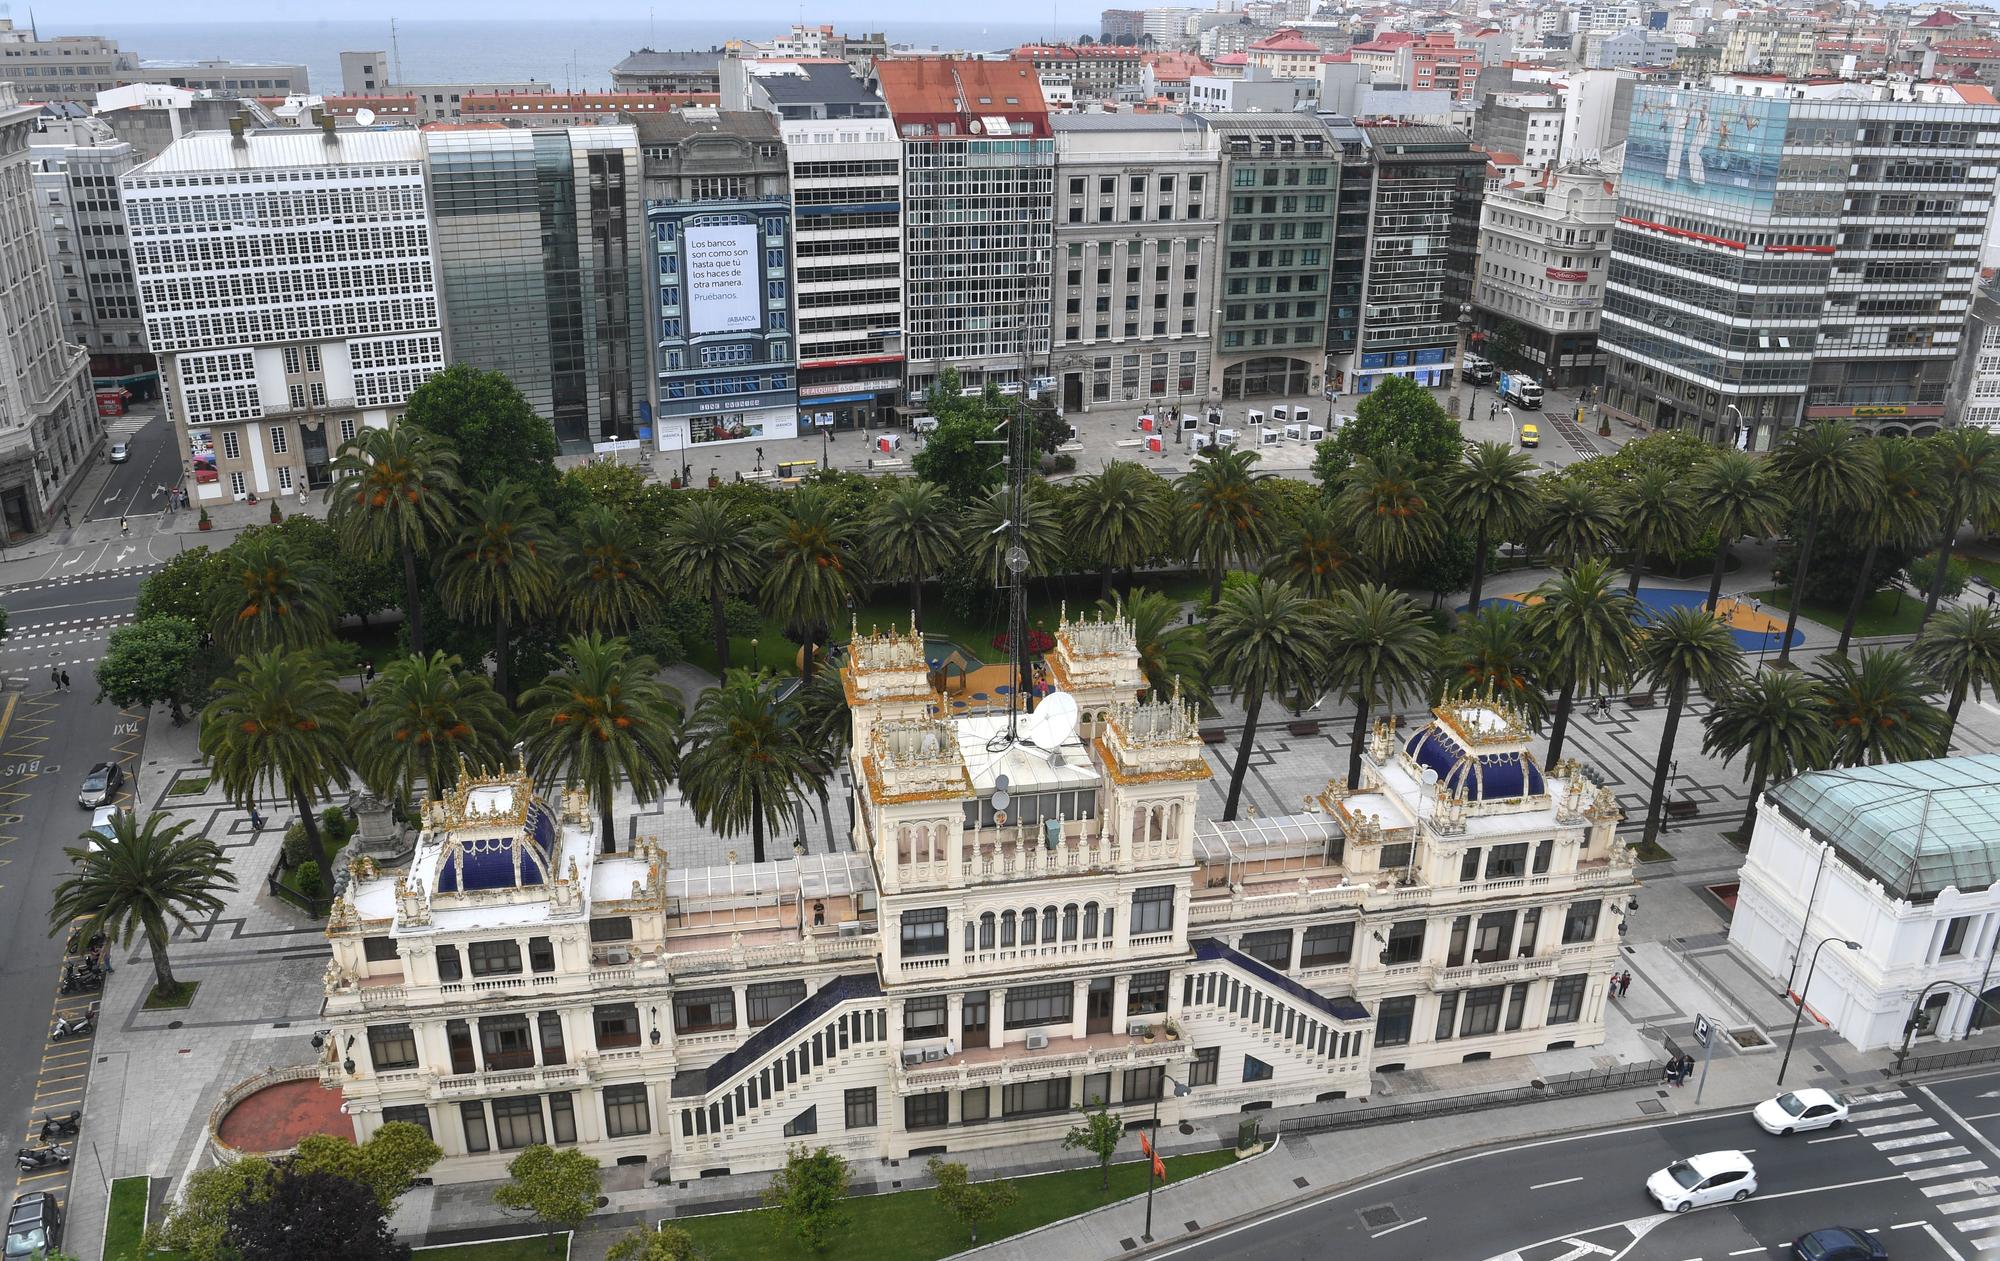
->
1793;1227;1887;1261
4;1191;61;1259
77;761;124;809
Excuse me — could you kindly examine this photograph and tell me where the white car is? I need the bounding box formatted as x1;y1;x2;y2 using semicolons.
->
1754;1088;1848;1135
108;442;129;463
1647;1150;1758;1213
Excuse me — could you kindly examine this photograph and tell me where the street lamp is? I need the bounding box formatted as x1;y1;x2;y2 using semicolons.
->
1142;1072;1190;1243
1451;303;1474;418
1777;936;1859;1086
1725;404;1745;451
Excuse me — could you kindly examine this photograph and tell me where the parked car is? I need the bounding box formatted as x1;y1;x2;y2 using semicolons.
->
1519;423;1540;448
1646;1150;1757;1213
77;761;124;809
1755;1087;1848;1135
108;442;129;463
5;1191;61;1259
1791;1227;1887;1261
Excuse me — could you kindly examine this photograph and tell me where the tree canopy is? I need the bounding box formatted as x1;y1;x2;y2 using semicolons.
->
400;362;561;499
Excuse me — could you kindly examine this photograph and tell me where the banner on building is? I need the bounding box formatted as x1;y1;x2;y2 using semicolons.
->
686;223;762;335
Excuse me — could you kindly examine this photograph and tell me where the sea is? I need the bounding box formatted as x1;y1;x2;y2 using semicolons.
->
62;19;1075;93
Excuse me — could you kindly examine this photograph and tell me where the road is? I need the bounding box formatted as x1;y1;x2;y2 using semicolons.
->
1153;1076;2000;1261
89;407;181;526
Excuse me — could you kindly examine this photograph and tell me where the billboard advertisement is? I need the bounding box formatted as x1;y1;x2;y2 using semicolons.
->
686;224;762;335
1624;89;1790;213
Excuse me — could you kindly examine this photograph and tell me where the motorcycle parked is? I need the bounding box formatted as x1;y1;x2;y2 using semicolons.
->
50;1008;94;1041
64;927;103;956
37;1111;79;1142
59;967;101;995
15;1144;70;1172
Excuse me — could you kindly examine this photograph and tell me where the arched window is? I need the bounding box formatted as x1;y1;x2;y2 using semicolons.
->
1133;805;1149;845
896;824;912;862
1001;911;1017;947
1103;908;1115;941
964;921;976;953
1083;902;1099;939
1063;903;1079;941
1043;907;1059;942
1021;908;1038;945
980;912;996;950
1167;802;1183;842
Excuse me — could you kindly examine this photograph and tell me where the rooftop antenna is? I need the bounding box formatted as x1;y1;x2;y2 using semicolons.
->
390;18;403;86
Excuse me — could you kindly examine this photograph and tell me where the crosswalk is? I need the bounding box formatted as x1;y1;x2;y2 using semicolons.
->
1850;1089;2000;1249
100;414;154;440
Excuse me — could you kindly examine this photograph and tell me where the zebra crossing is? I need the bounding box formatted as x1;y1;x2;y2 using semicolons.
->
1849;1089;2000;1249
100;414;154;440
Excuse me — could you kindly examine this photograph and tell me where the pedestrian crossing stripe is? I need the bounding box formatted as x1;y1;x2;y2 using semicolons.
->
1939;1194;2000;1214
1848;1091;1909;1106
1879;1131;1957;1149
1856;1104;1924;1121
1863;1119;1942;1136
1927;1182;1993;1200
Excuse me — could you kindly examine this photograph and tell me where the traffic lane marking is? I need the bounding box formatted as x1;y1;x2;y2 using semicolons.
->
1371;1216;1428;1239
1807;1133;1857;1144
1535;1177;1586;1190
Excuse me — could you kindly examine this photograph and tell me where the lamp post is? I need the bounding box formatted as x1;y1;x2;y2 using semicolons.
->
1725;404;1745;451
1893;980;2000;1071
1782;843;1833;1001
1451;303;1474;418
1778;936;1859;1086
1142;1073;1190;1243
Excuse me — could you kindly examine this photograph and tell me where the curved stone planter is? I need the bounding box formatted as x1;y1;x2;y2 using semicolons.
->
206;1063;341;1164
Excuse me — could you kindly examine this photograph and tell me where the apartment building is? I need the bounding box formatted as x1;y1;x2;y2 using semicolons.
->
123;124;444;501
1600;77;2000;448
0;22;140;101
337;49;546;123
1347;124;1485;396
1050;116;1219;414
1946;274;2000;432
1014;45;1145;103
641;111;796;452
133;59;311;95
611;49;726;95
1722;22;1818;77
31;112;151;394
460;93;716;126
1246;30;1325;80
0;85;96;538
317;618;1634;1182
1475;91;1566;168
878;59;1054;401
1101;10;1148;45
1472;167;1617;389
1400;34;1483;106
424;126;646;453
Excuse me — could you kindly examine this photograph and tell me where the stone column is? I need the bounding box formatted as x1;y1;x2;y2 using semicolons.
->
1071;977;1092;1040
1113;973;1133;1026
946;992;964;1051
988;991;1005;1049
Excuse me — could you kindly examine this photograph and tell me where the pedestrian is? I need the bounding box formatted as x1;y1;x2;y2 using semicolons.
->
1622;972;1633;997
48;667;59;692
249;806;265;831
1488;400;1497;421
60;670;71;693
1663;1057;1678;1087
118;515;129;537
60;505;70;528
1679;1053;1696;1085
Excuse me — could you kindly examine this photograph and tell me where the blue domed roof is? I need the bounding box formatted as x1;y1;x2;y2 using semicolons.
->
436;831;550;893
1403;724;1546;802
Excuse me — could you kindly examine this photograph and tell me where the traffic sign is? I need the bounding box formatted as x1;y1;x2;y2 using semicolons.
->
1693;1015;1714;1047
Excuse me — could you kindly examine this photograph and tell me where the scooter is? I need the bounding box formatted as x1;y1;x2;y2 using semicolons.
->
15;1144;69;1172
51;1008;94;1041
64;927;103;956
59;970;100;995
37;1111;79;1141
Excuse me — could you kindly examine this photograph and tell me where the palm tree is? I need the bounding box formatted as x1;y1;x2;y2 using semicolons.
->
867;480;961;630
1439;603;1546;728
1636;606;1745;849
1534;479;1620;572
1067;461;1170;598
679;670;818;862
209;533;335;655
354;651;513;804
568;506;660;634
658;495;761;674
1838;437;1936;654
962;479;1066;580
1524;559;1640;766
199;648;356;856
758;487;866;682
1177;448;1277;610
1206;578;1331;821
1689;449;1787;611
518;633;681;853
1913;604;2000;754
1812;647;1949;767
1921;427;2000;625
1100;588;1208;701
437;482;560;705
328;421;462;655
1262;501;1365;601
1338;448;1443;577
1442;442;1539;612
49;811;235;995
1325;584;1439;790
1767;420;1875;668
1615;466;1696;596
1702;671;1833;841
795;666;853;853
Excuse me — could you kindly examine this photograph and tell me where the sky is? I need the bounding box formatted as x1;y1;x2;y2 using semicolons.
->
52;1;1090;24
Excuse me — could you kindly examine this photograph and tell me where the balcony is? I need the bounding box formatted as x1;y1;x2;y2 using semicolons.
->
436;1063;586;1098
897;1028;1188;1094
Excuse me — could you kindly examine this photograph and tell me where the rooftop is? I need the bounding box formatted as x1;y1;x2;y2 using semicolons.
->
875;58;1050;135
1051;113;1209;133
747;61;884;107
1767;755;2000;901
612;48;726;76
630;109;781;143
126;127;425;175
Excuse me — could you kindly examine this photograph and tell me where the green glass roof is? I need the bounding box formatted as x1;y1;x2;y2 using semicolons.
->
1766;756;2000;902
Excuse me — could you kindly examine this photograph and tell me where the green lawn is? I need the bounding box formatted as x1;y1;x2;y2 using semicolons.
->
1961;553;2000;590
142;980;198;1010
677;1148;1238;1261
414;1234;570;1259
1746;587;1926;640
166;773;210;797
102;1176;151;1261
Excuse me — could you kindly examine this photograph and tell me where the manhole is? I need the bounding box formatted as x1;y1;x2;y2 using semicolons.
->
167;1020;183;1030
1184;1220;1201;1232
1119;1237;1139;1252
1638;1099;1667;1114
594;1196;608;1208
1360;1206;1401;1230
1293;1176;1310;1188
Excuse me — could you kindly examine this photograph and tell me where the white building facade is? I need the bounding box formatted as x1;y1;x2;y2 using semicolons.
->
1471;167;1618;389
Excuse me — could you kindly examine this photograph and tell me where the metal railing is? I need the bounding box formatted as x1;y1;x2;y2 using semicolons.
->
1283;1062;1663;1134
1905;1042;2000;1075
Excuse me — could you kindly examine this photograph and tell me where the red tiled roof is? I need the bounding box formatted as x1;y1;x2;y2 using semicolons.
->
1322;52;1354;62
876;58;1050;136
1918;11;1967;26
461;91;715;113
1251;29;1323;52
1214;52;1249;64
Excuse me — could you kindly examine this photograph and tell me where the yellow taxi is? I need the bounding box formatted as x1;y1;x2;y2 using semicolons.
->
1519;423;1540;448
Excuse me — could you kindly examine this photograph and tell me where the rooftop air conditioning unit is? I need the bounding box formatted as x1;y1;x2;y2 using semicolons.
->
902;1051;924;1068
1025;1031;1050;1051
1127;1020;1153;1036
923;1046;946;1062
602;946;632;966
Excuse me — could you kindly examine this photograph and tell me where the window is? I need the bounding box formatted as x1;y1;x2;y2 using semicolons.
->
1131;886;1175;934
382;1104;432;1138
1241;929;1293;968
1505;984;1530;1032
1435;991;1460;1040
1377;996;1416;1048
590;917;633;942
1943;916;1972;958
1548;975;1587;1024
1242;1055;1273;1083
748;980;807;1027
1532;839;1553;874
905;1091;949;1130
1486;844;1528;880
1128;971;1169;1016
367;1024;417;1071
1461;985;1505;1037
961;1088;990;1123
672;989;733;1034
1301;922;1353;967
491;1097;545;1150
548;1093;577;1144
1124;1065;1165;1102
339;417;357;444
595;1083;649;1138
1562;901;1601;945
468;940;521;977
905;995;948;1039
539;1012;566;1065
528;936;554;973
479;1015;533;1070
436;945;462;982
362;936;398;962
268;426;288;455
845;1087;877;1129
222;430;241;460
1005;982;1073;1029
1189;1046;1219;1087
460;1102;489;1153
1002;1076;1073;1117
1383;921;1426;965
902;907;949;957
963;991;989;1040
586;1004;640;1052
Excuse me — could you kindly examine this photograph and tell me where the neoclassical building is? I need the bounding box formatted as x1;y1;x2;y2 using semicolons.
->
319;613;1636;1181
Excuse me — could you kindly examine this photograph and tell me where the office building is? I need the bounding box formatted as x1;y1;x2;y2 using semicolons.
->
123;123;444;501
0;22;140;100
1207;113;1337;400
1343;125;1484;396
338;50;545;123
642;111;796;452
0;85;97;537
1049;115;1219;413
1946;274;2000;432
1600;77;1999;448
1102;9;1148;45
319;620;1634;1182
462;93;717;126
1186;68;1318;114
611;49;726;95
1471;167;1617;389
31;110;152;395
877;59;1054;401
1323;118;1374;386
89;84;257;164
129;59;310;95
424;126;646;453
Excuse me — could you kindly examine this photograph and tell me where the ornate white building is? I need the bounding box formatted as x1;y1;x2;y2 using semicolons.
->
319;614;1636;1181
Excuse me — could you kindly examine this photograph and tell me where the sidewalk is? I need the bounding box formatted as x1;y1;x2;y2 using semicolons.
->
0;486;319;589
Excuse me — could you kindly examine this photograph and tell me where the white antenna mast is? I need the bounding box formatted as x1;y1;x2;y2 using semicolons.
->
390;18;403;85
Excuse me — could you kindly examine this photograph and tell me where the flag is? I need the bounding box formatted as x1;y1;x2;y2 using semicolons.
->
1138;1131;1154;1159
1152;1154;1166;1180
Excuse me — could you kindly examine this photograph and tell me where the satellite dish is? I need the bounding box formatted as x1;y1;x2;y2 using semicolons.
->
1022;690;1079;751
354;107;376;126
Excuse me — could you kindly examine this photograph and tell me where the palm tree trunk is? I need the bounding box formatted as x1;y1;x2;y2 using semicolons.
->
1777;512;1818;668
494;608;513;706
1627;552;1646;596
1925;508;1962;625
1101;565;1115;601
800;629;818;684
146;924;178;994
816;782;838;852
1737;767;1768;843
1221;691;1264;822
1838;536;1882;655
600;799;617;854
1546;679;1577;766
1945;678;1970;756
1346;695;1373;791
910;574;925;633
291;784;324;855
401;541;425;655
711;588;731;674
751;784;767;863
1466;519;1489;615
1705;538;1731;611
1208;561;1225;612
1641;682;1688;850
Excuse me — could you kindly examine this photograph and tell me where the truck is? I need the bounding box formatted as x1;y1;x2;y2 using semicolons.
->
1460;355;1497;385
1498;372;1543;410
